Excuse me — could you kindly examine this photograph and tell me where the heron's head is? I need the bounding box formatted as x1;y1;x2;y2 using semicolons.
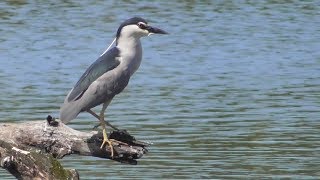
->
116;17;168;41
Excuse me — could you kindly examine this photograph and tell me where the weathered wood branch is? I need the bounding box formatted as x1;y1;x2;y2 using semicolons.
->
0;117;149;179
0;140;79;179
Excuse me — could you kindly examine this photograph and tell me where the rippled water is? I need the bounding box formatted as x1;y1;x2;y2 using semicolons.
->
1;0;320;179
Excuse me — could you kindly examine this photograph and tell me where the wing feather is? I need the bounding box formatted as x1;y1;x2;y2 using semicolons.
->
67;47;120;102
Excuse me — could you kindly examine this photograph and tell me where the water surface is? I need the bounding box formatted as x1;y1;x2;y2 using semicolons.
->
0;0;319;179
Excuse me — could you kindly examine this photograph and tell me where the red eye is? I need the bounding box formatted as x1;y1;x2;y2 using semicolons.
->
138;23;147;29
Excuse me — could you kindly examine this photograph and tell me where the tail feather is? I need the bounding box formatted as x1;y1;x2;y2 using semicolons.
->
59;90;82;124
60;102;81;124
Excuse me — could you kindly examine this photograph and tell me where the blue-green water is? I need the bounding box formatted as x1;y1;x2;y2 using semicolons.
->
1;0;319;179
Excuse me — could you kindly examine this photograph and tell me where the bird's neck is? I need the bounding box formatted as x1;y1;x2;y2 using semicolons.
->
116;36;143;76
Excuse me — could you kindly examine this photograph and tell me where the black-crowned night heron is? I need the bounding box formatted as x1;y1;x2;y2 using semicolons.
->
60;17;167;158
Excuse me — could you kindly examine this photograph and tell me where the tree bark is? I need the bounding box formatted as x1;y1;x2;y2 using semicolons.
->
0;117;149;179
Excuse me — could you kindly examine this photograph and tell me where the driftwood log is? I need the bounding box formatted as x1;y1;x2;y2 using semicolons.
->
0;116;149;179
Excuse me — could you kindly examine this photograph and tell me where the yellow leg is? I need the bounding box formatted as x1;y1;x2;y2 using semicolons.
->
99;120;114;158
98;101;114;158
87;109;119;130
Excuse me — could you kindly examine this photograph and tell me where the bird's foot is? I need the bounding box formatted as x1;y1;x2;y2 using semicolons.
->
100;138;114;159
100;138;115;158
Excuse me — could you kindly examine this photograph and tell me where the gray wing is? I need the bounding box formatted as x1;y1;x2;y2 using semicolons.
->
67;47;120;102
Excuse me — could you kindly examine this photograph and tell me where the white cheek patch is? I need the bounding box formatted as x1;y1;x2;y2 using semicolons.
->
120;25;149;37
121;25;141;35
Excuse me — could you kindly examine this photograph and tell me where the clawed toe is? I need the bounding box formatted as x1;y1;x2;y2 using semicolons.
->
100;138;114;158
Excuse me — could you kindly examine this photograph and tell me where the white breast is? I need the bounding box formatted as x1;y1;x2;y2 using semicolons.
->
117;38;143;76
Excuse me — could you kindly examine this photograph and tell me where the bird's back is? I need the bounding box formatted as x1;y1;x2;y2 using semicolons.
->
60;47;122;123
